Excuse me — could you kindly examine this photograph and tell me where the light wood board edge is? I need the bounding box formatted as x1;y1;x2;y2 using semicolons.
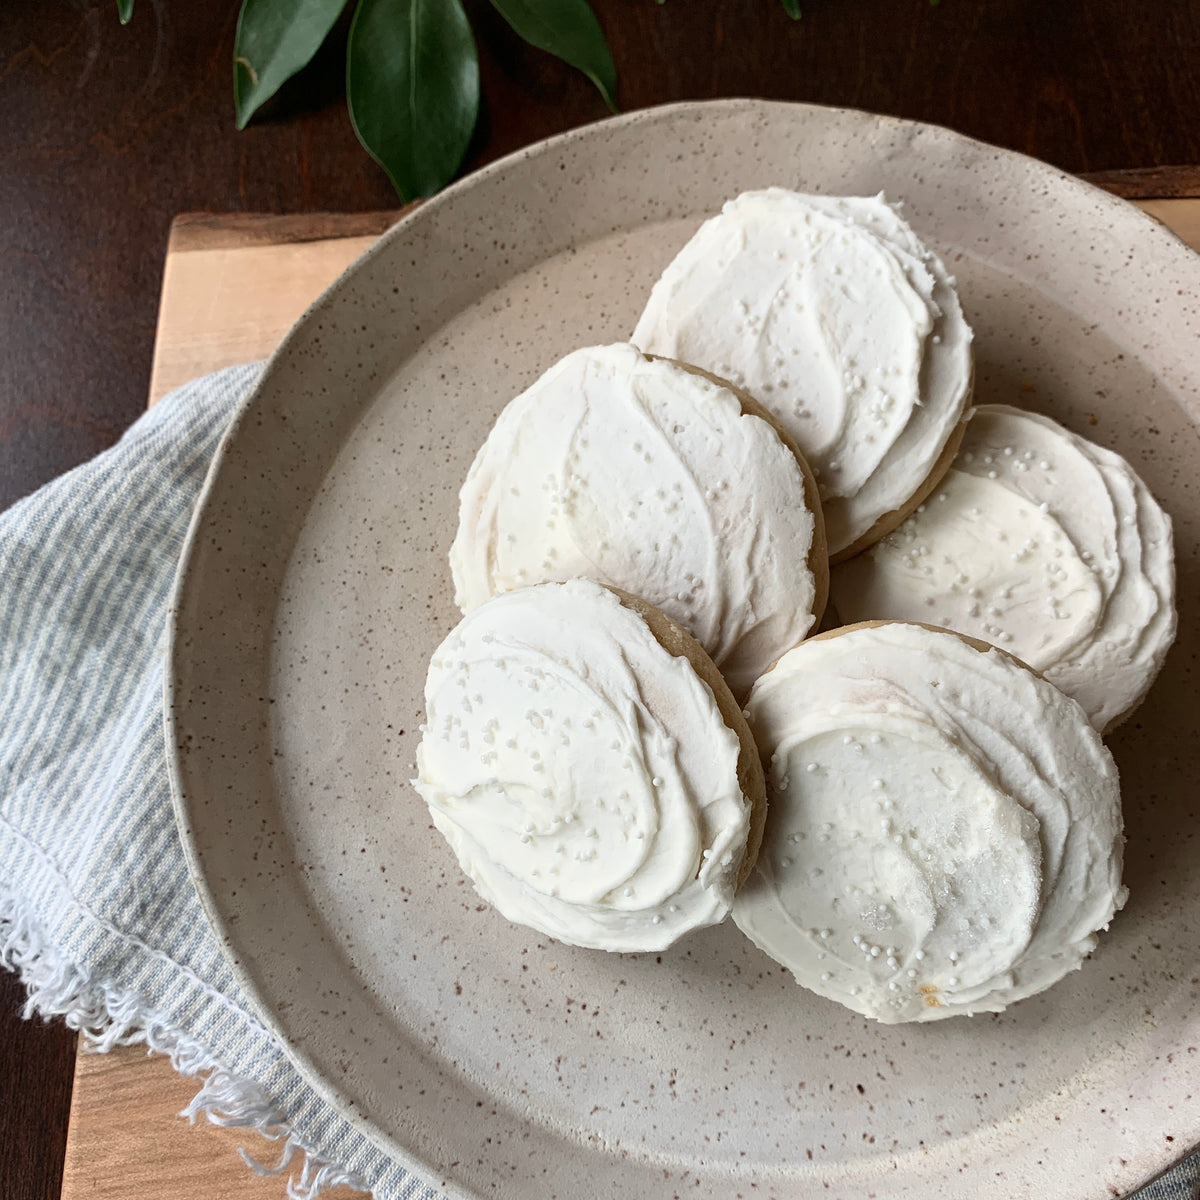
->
1082;164;1200;199
166;208;415;254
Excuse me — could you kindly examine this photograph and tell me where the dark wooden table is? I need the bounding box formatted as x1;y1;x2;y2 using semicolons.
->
2;2;1198;1197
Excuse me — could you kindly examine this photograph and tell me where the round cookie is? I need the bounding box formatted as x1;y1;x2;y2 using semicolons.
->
450;342;826;698
413;578;767;952
632;189;974;559
733;620;1126;1023
828;404;1177;731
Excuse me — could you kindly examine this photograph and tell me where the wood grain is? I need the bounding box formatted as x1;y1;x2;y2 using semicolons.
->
50;197;1200;1200
1082;165;1200;199
0;970;75;1200
62;1049;365;1200
1138;199;1200;252
149;206;415;400
167;211;411;254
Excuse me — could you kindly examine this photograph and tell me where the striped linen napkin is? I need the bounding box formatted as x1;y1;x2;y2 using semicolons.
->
0;366;437;1200
0;364;1196;1200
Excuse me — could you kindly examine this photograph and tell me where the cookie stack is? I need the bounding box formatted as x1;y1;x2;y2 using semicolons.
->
412;189;1176;1022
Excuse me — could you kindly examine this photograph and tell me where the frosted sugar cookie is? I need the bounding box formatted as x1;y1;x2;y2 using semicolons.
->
413;579;766;952
632;190;974;559
828;404;1176;731
450;342;826;698
733;621;1126;1023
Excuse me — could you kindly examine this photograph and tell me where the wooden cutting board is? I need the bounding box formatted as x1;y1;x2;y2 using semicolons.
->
59;198;1200;1200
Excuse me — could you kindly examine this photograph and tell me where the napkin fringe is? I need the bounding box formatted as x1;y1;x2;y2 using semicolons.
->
231;1133;370;1200
183;1073;367;1199
1;892;369;1200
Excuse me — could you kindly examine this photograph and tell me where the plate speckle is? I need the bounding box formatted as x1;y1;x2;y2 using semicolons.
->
169;100;1200;1200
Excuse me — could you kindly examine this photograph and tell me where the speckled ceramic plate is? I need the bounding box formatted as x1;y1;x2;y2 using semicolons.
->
167;100;1200;1200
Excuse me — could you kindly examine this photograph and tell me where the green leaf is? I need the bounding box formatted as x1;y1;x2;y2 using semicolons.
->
347;0;480;201
234;0;350;130
117;0;134;23
486;0;617;113
780;0;801;17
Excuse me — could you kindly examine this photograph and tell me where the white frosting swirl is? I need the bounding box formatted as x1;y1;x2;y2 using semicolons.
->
733;622;1125;1023
413;580;751;952
450;343;821;697
632;190;973;556
829;404;1177;730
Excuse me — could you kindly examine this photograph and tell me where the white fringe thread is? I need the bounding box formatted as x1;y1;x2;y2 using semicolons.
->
0;894;370;1199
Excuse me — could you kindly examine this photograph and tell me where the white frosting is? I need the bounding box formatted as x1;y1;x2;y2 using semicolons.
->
413;579;752;952
450;343;821;697
733;622;1126;1023
632;190;973;555
829;405;1177;729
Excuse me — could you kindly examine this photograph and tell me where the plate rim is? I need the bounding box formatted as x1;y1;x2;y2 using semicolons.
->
165;97;1200;1200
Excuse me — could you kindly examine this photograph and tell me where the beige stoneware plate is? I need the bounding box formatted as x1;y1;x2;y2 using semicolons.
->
167;100;1200;1200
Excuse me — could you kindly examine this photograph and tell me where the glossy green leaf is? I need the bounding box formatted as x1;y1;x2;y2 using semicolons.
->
781;0;801;17
486;0;617;112
347;0;480;201
117;0;134;23
234;0;350;130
